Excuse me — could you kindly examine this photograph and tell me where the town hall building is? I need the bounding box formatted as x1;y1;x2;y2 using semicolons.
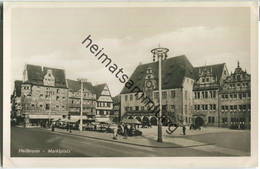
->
120;54;195;126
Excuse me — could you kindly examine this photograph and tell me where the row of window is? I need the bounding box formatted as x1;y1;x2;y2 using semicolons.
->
222;117;248;124
156;91;177;100
39;94;67;100
23;86;67;94
226;82;249;88
124;90;178;102
23;86;30;90
221;104;250;110
125;105;180;112
221;92;250;99
69;107;95;112
208;116;215;123
97;102;111;108
29;103;65;110
194;104;216;111
125;106;145;111
194;90;217;99
202;77;210;82
70;91;95;98
71;100;95;105
97;110;112;115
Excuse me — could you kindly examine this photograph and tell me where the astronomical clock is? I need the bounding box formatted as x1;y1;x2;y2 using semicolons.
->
144;67;156;98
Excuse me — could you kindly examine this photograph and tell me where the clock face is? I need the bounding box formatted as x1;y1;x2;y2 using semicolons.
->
146;80;152;88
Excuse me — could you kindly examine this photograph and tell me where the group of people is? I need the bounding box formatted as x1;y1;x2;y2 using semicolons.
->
50;121;72;133
112;123;142;140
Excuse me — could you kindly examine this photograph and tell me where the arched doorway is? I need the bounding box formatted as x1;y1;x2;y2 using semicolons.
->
161;117;168;126
135;116;142;123
142;116;150;126
195;117;204;127
128;116;133;119
150;117;157;125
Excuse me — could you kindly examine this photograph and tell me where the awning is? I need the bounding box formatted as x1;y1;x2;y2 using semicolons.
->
28;115;62;119
68;119;79;123
52;117;61;121
95;118;112;124
121;118;141;125
70;116;88;120
60;119;79;123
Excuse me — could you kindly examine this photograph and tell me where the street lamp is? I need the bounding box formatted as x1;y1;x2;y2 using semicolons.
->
151;47;169;143
78;78;88;131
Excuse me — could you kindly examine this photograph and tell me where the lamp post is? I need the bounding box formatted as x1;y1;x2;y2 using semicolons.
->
78;78;88;131
151;47;169;143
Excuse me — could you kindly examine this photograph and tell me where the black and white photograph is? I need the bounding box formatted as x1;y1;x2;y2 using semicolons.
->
3;1;258;168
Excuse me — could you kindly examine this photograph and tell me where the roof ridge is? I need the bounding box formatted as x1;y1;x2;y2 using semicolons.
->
139;55;187;66
195;63;225;68
94;83;106;87
43;66;65;71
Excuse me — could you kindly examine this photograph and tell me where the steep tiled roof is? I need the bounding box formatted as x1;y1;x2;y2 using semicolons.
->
120;55;195;94
24;64;67;88
112;94;120;104
93;83;106;98
66;79;95;92
14;80;22;97
25;64;43;85
193;63;226;83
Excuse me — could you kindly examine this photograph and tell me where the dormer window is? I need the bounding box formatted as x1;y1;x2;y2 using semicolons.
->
237;75;241;81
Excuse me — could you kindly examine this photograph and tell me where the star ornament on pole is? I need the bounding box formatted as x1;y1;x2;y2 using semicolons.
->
77;78;88;131
151;47;169;143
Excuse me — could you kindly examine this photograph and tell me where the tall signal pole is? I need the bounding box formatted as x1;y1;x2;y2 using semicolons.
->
78;78;88;131
151;47;169;143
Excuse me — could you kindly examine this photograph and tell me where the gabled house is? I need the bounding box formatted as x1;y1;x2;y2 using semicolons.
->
66;79;96;120
94;84;113;121
193;63;229;127
21;64;69;127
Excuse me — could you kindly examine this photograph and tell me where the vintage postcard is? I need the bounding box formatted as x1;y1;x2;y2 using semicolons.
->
3;1;258;168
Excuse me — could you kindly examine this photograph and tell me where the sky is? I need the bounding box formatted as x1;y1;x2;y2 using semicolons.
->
11;6;251;97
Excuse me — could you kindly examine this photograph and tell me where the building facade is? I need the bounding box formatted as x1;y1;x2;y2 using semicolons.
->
120;54;195;126
219;62;251;129
11;80;23;122
21;64;69;126
94;84;113;121
112;95;121;123
192;64;229;127
119;49;251;129
66;79;96;120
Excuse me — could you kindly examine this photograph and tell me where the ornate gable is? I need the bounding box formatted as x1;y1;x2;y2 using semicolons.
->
43;69;55;86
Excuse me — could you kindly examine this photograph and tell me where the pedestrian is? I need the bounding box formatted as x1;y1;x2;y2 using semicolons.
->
66;123;69;131
51;123;55;132
69;123;72;133
123;124;128;139
182;126;186;135
113;125;118;140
